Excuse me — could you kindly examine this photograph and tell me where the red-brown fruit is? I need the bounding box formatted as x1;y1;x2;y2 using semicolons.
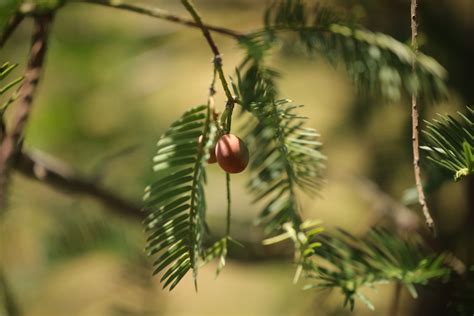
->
215;134;249;173
198;135;217;163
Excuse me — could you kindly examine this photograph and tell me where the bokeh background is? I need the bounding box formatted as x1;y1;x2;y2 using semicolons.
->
1;0;472;315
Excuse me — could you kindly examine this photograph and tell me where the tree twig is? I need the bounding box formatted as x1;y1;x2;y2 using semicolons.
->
181;0;236;139
225;172;231;236
181;0;234;102
77;0;244;40
410;0;436;235
0;13;24;48
14;150;141;219
0;15;53;211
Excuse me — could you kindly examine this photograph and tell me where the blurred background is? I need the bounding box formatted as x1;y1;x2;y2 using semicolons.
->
0;0;472;315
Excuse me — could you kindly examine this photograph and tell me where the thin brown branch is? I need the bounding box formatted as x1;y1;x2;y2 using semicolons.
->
181;0;235;136
181;0;220;56
14;150;141;219
181;0;234;102
410;0;436;235
78;0;244;40
0;13;24;48
0;15;53;211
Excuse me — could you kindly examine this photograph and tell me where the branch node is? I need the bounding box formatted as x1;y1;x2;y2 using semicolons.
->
213;55;223;67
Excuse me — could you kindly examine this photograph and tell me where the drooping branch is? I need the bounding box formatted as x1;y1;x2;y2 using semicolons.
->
0;13;24;48
78;0;244;40
0;15;53;211
410;0;436;234
14;150;141;219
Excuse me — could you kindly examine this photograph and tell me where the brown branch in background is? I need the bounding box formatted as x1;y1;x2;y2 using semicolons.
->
0;13;24;48
14;150;141;219
79;0;244;40
0;15;53;210
350;176;419;232
410;0;436;235
389;282;402;316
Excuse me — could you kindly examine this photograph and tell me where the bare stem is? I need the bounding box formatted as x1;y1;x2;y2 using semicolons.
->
0;13;24;48
181;0;234;103
225;172;231;236
78;0;244;40
410;0;436;235
0;14;53;211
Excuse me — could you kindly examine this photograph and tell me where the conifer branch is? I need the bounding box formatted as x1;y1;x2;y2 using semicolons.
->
421;106;473;180
0;13;24;48
0;14;53;211
79;0;244;40
410;0;436;234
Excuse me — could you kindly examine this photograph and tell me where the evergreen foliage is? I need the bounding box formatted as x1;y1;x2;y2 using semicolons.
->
143;104;215;290
304;229;450;310
0;62;21;99
141;0;458;295
3;0;471;312
241;96;325;232
232;59;326;280
246;0;447;102
422;106;473;181
0;62;22;131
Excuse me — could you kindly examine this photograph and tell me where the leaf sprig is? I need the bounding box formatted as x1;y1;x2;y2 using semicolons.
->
422;106;473;181
143;104;215;290
243;98;325;232
304;229;450;311
232;60;326;281
248;0;447;102
0;62;22;112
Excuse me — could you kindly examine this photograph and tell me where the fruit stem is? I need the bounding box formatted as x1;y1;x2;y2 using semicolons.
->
225;172;231;236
